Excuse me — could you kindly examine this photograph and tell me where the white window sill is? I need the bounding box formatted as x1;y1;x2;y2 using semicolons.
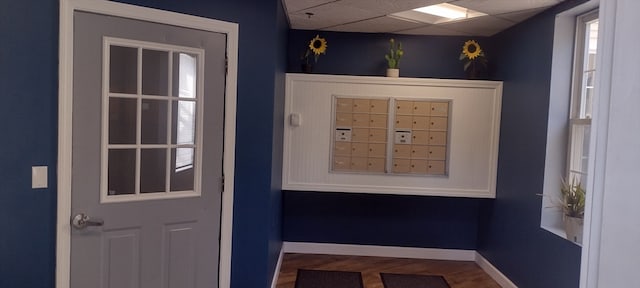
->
541;222;582;247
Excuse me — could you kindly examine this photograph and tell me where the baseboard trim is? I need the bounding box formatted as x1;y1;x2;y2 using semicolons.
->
282;242;476;261
270;248;284;288
475;252;518;288
280;242;517;288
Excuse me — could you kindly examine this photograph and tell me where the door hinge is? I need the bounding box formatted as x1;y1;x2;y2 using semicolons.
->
221;174;225;193
225;55;228;75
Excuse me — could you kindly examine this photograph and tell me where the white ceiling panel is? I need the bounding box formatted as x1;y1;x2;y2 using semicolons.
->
398;24;471;36
328;16;426;33
283;0;566;36
284;0;336;13
450;0;560;15
291;2;381;30
339;0;447;14
493;7;547;22
439;15;515;36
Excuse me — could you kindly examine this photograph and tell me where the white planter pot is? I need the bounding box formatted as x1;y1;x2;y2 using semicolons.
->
386;68;399;77
564;216;584;244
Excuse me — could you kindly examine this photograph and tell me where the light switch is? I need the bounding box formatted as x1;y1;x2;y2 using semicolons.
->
395;130;412;144
32;166;48;189
290;113;302;127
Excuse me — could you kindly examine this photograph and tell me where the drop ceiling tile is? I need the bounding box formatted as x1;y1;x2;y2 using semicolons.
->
284;0;336;14
284;0;565;36
290;2;382;30
494;7;547;22
338;0;447;14
329;16;426;33
450;0;561;15
439;15;515;36
397;24;471;36
289;13;329;30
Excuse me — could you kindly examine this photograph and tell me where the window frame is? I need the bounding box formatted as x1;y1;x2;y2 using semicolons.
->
540;3;599;242
566;10;598;185
101;37;205;203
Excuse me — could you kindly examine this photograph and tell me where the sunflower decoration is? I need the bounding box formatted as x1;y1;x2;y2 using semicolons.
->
459;40;488;76
309;35;328;59
302;34;328;65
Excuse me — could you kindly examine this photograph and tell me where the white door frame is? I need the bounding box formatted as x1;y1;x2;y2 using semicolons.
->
580;0;640;287
57;0;238;287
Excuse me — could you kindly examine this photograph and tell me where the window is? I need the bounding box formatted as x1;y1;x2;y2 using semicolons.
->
541;4;599;241
567;12;598;185
102;37;204;202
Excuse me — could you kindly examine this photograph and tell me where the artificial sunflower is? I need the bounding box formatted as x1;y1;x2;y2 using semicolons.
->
309;35;328;56
459;39;488;77
461;40;482;60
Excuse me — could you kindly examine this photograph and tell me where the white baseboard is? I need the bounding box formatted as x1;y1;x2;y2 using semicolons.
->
283;241;476;261
475;252;518;288
270;248;284;288
279;242;517;288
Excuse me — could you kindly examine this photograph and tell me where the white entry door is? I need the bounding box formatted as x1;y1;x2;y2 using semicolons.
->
70;11;226;288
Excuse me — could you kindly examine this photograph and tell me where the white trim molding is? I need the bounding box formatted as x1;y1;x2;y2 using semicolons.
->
279;242;516;287
475;253;518;288
581;0;640;287
57;1;238;287
282;242;476;261
270;249;285;288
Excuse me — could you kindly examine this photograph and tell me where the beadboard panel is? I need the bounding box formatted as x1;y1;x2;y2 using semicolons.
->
283;73;502;198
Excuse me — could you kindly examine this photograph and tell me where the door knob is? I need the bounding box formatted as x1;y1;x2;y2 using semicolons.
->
71;213;104;229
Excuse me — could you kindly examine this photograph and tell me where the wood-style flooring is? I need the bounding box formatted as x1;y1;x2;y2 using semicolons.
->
276;253;501;288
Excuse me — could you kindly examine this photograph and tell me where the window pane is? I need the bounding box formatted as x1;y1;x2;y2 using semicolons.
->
579;71;595;119
140;149;167;193
569;123;591;175
171;100;196;145
172;53;197;98
108;149;136;195
141;99;168;144
142;49;169;96
568;171;586;187
581;125;591;173
586;21;599;70
109;46;138;94
109;97;137;144
170;148;195;192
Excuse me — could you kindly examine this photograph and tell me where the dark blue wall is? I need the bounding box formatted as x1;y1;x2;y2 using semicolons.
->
0;1;58;287
268;0;288;281
0;0;285;287
284;192;484;249
476;2;585;287
288;30;491;79
282;31;493;250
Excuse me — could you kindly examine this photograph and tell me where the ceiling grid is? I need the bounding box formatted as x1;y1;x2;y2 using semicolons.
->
283;0;564;36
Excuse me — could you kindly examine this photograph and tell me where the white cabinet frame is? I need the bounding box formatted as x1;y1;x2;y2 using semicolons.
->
283;74;502;198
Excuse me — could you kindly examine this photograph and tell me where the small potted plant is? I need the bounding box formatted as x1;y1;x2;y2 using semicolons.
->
560;177;586;243
384;38;403;77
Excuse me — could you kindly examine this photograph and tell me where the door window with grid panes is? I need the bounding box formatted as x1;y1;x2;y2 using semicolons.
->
102;37;204;202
